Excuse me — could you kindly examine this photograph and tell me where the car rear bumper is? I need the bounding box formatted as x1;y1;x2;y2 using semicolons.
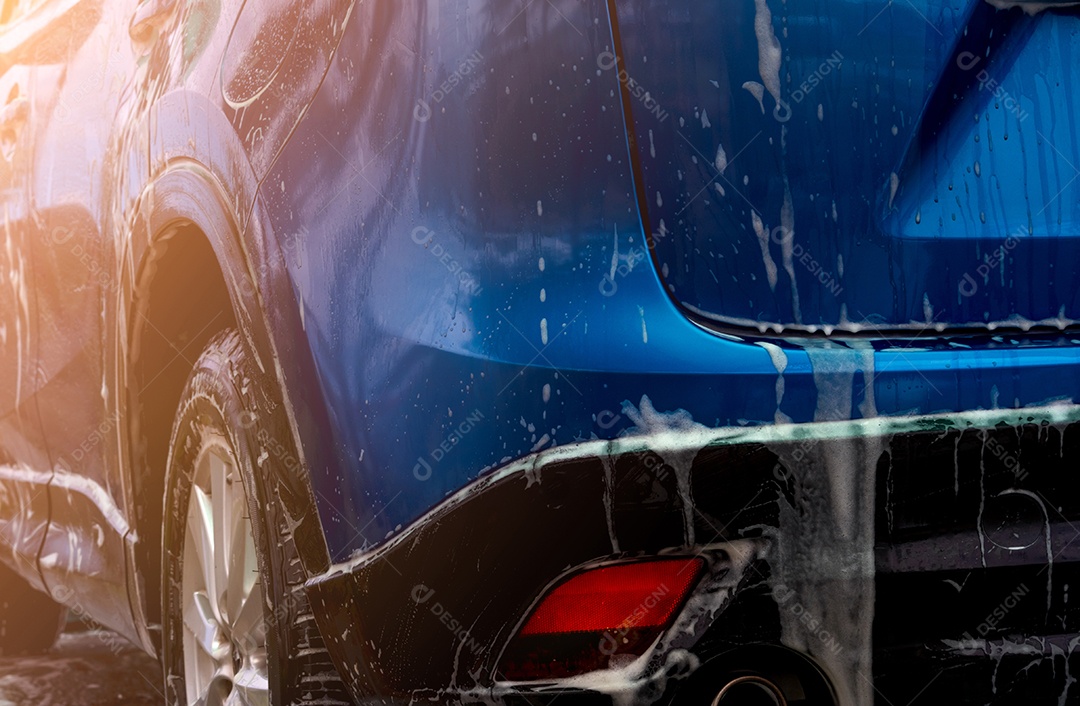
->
306;404;1080;705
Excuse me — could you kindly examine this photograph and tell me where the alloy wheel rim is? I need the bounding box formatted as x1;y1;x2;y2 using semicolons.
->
181;436;269;706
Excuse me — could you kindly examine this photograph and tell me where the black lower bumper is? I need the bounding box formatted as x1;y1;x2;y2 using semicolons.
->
306;405;1080;705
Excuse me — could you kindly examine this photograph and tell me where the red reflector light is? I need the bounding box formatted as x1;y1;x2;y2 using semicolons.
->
499;557;704;681
521;558;704;635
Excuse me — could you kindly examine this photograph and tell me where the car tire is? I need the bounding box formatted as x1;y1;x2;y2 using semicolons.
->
161;329;350;706
0;559;65;656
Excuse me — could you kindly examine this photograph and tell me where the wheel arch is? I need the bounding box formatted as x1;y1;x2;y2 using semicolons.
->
120;162;330;654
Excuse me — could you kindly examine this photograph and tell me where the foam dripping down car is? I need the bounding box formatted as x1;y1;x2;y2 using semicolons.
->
1;0;1080;704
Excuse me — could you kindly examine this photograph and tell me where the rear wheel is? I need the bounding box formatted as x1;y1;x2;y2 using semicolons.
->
161;330;349;706
0;560;65;656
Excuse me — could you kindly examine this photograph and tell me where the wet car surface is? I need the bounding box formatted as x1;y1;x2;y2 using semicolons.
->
0;629;162;706
3;0;1080;703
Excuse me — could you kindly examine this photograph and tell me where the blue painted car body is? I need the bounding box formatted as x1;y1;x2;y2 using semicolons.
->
2;0;1080;702
270;0;1080;560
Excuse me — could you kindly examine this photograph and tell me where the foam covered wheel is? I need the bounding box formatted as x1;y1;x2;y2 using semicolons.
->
0;559;65;656
161;330;349;706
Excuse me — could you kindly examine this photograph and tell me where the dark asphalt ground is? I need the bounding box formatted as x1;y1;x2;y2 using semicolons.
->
0;628;163;706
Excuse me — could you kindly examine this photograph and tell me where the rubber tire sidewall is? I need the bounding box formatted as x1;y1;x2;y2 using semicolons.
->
161;329;332;705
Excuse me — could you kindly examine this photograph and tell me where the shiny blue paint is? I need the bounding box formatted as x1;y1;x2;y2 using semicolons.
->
616;0;1080;330
255;0;1080;561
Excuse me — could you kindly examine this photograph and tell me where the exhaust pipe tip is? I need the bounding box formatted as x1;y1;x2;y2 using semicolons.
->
711;675;787;706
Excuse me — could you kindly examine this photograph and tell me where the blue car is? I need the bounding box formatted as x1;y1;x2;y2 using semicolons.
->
2;0;1080;703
